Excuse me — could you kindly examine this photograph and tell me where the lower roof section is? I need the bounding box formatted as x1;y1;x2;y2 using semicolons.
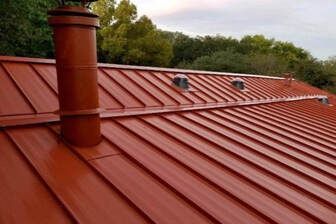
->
1;99;335;224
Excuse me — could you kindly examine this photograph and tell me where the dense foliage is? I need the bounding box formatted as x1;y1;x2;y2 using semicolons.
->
0;0;56;58
93;0;172;66
0;0;335;92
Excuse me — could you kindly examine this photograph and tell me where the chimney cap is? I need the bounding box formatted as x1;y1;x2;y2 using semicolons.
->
48;5;98;17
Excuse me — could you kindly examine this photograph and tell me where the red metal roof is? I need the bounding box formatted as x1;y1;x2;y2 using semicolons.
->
1;56;334;117
1;56;336;223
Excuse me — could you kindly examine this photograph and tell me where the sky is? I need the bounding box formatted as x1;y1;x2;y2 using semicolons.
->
131;0;336;60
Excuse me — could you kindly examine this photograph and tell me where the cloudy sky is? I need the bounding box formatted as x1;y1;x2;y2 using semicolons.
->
131;0;336;60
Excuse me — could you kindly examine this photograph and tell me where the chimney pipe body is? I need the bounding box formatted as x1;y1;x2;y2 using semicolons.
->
48;6;101;147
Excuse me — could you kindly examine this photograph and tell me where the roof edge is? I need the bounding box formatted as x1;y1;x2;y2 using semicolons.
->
0;55;284;79
0;55;55;64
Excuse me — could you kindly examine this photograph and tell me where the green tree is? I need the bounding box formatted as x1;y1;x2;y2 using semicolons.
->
293;58;334;88
238;35;274;55
247;54;289;75
165;33;239;67
323;56;336;74
179;50;290;76
322;56;336;93
169;33;199;66
92;0;116;27
0;0;56;58
271;41;310;69
93;0;172;66
178;50;249;73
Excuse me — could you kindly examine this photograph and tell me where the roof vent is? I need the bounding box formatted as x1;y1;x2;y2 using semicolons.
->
231;78;245;90
173;74;189;90
283;72;293;86
318;96;329;105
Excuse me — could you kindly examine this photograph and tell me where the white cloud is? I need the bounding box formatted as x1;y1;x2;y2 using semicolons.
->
131;0;336;59
132;0;232;17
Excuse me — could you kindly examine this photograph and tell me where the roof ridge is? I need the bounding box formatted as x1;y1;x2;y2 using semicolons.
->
0;95;326;128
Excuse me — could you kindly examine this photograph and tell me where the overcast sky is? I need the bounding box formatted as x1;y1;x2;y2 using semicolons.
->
131;0;336;60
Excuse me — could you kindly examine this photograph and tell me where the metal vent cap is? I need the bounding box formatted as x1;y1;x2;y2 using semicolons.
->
173;74;189;90
318;96;329;105
231;78;245;90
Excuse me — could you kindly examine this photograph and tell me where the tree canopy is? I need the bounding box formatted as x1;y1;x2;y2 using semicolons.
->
0;0;56;58
93;0;172;66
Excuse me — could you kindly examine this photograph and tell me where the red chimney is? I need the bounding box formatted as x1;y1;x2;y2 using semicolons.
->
48;3;101;147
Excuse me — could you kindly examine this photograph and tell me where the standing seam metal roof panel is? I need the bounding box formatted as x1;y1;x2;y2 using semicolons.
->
0;56;336;224
1;99;335;223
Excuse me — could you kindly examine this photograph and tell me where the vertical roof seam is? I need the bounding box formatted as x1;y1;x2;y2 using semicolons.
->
196;75;236;101
187;75;223;102
240;106;336;151
104;119;226;224
3;129;79;223
221;76;254;101
207;75;246;101
117;118;295;223
256;102;336;132
193;111;336;179
134;116;330;222
158;114;336;206
172;113;336;191
133;70;181;106
226;108;336;160
242;78;275;99
184;74;222;102
162;72;209;103
101;68;147;107
147;71;193;104
206;109;336;169
281;102;336;121
244;106;336;147
1;63;39;113
45;126;156;224
29;64;59;97
118;70;166;106
262;103;336;134
97;69;127;108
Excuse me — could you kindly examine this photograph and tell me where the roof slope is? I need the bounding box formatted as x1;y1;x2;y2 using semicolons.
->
1;56;334;118
1;56;335;224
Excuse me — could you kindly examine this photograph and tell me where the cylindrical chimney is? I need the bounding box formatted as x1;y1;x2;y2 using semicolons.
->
48;6;101;147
